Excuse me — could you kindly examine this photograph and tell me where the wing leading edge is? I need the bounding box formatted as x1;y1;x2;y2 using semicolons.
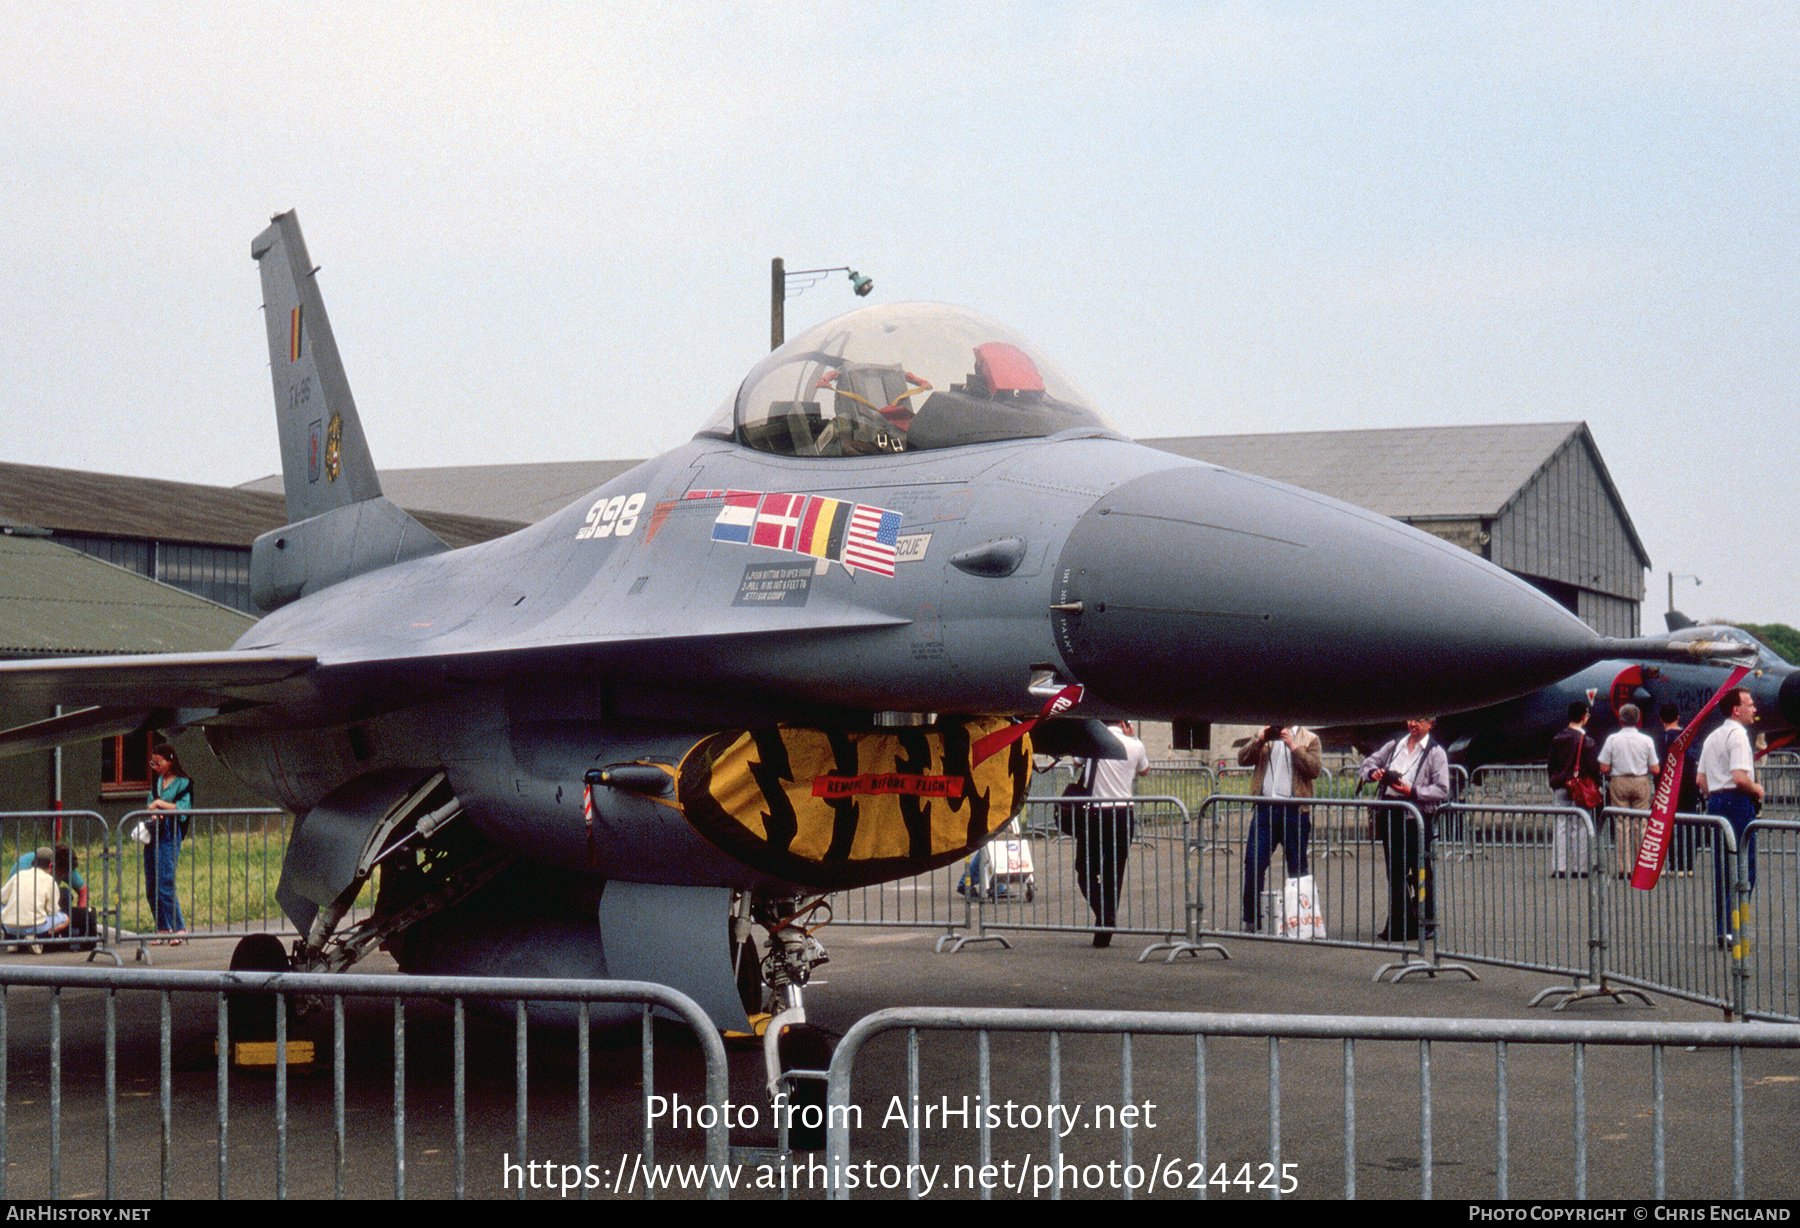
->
0;601;914;757
0;650;320;758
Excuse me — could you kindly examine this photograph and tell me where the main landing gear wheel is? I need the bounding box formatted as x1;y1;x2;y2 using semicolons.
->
227;933;291;1043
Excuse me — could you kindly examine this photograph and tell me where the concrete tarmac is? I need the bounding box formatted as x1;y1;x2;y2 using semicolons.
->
0;925;1795;1201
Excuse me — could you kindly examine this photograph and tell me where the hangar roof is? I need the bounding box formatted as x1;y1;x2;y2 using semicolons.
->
240;460;644;526
0;532;253;657
0;461;523;548
0;461;289;547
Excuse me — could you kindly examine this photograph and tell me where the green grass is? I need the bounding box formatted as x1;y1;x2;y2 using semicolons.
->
1;812;373;937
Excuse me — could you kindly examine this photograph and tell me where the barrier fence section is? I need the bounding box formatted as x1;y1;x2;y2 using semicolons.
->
1428;802;1595;986
1431;803;1742;1013
1142;762;1216;815
1592;811;1742;1015
834;797;1196;951
1764;763;1800;813
0;809;359;960
1467;765;1552;806
1468;762;1800;819
823;1005;1800;1200
1743;818;1800;1023
113;808;292;948
1190;795;1428;956
836;790;1789;1025
0;965;729;1200
0;811;110;958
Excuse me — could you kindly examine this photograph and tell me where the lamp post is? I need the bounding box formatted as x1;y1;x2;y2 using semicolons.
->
1668;572;1701;615
770;258;873;350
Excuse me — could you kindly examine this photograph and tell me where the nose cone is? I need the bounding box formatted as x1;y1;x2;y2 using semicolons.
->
1050;465;1603;725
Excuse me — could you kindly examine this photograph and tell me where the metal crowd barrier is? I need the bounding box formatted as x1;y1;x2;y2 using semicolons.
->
1210;765;1255;792
1209;764;1358;800
837;791;1789;1025
1589;810;1740;1015
831;859;960;930
0;809;366;964
1429;802;1598;988
1195;797;1769;1020
1762;763;1800;814
1467;764;1552;806
1464;760;1800;820
0;811;112;958
112;807;293;950
1190;795;1428;958
822;1005;1800;1199
1741;818;1800;1023
0;966;729;1200
1021;762;1079;837
1432;803;1742;1013
1142;762;1216;813
836;797;1197;953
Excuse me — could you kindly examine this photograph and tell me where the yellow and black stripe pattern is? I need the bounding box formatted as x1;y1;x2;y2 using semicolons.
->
678;717;1031;890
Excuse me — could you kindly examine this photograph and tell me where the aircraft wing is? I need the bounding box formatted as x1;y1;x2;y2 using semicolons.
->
0;650;320;758
0;602;915;756
0;650;319;709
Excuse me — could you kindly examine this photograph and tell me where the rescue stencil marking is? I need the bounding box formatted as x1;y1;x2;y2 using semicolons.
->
894;532;931;563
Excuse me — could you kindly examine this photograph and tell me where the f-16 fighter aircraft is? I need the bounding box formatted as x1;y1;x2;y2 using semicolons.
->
1401;615;1800;768
0;213;1740;1039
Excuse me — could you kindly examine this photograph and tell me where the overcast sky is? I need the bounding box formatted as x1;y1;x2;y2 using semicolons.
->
3;3;1794;622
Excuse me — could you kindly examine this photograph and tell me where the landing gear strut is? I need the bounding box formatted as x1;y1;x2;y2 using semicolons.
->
754;894;834;1150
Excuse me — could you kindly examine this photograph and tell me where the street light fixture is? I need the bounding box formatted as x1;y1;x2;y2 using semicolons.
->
1668;572;1701;616
770;257;873;350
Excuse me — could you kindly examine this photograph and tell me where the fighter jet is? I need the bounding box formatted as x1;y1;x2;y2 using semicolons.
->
0;212;1741;1038
1392;615;1800;768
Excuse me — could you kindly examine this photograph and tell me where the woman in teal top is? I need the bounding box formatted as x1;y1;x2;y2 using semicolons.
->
145;742;191;942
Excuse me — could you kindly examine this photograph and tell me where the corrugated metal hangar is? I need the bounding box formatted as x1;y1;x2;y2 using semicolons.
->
0;461;524;614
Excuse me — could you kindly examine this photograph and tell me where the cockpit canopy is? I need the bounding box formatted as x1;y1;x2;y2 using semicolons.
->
700;303;1115;456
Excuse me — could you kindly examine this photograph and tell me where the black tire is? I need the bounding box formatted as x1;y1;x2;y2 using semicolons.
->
227;933;290;1042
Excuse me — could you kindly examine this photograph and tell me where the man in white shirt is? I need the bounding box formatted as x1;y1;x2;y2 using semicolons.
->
1074;721;1150;948
0;851;68;944
1599;703;1659;877
1699;687;1763;944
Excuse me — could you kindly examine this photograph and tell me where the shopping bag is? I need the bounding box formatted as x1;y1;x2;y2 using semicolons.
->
1281;874;1326;940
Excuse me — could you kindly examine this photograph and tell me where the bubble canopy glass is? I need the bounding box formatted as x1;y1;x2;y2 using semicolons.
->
700;303;1114;456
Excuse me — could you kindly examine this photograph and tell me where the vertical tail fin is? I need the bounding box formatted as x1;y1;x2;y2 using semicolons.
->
252;211;383;523
248;212;446;612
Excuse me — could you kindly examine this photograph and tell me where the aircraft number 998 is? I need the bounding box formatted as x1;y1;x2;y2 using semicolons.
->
575;492;646;540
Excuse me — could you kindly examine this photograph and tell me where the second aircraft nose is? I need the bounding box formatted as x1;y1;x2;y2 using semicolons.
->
1049;464;1604;725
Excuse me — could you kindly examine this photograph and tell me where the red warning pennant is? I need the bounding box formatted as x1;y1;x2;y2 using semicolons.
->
1630;664;1751;891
